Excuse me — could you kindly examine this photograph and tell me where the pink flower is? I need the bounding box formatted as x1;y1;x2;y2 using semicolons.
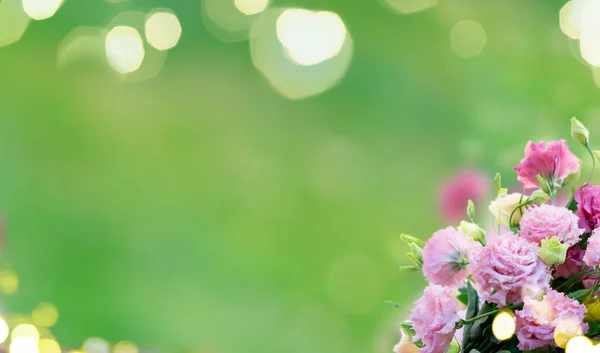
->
471;233;551;306
515;290;588;350
584;230;600;267
519;205;583;246
575;185;600;233
422;227;479;288
554;246;585;278
410;285;461;353
514;140;580;189
438;169;490;223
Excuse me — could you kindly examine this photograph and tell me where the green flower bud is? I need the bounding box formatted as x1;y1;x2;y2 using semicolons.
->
571;117;590;147
538;236;568;266
458;221;486;245
535;175;552;195
400;233;425;248
446;339;460;353
467;200;475;221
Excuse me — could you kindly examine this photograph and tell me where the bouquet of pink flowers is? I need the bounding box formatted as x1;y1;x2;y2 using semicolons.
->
394;119;600;353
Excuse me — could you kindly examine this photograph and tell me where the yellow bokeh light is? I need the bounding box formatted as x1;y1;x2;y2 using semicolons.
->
21;0;63;20
565;335;594;353
12;324;39;342
10;337;39;353
560;2;580;39
379;0;437;14
113;341;138;353
451;20;487;58
32;303;58;328
145;11;182;51
234;0;269;15
555;318;585;349
492;310;516;341
0;269;19;295
0;316;9;344
39;339;61;353
105;26;145;74
82;337;110;353
276;9;347;66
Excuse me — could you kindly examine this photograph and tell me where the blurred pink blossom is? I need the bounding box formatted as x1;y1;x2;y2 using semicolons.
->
439;169;490;224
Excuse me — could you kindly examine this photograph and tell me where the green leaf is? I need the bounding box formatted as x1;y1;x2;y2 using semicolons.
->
535;175;551;195
414;340;424;348
494;173;501;193
406;253;422;267
567;289;590;303
457;292;468;306
566;188;578;212
462;281;480;350
384;301;402;309
398;265;419;272
400;233;425;248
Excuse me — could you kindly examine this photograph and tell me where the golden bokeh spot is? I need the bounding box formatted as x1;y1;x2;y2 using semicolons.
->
0;0;31;47
379;0;437;14
32;303;58;328
492;310;516;341
10;337;39;353
11;324;39;342
565;335;594;353
0;269;19;295
560;2;580;39
451;20;487;59
39;339;61;353
234;0;269;15
82;337;110;353
113;341;138;353
145;10;182;51
105;26;145;74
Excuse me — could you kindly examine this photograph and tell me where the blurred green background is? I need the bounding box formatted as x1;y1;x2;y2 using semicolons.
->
0;0;597;352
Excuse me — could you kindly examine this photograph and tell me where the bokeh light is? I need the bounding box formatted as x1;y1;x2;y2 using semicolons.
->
379;0;437;14
10;337;39;353
234;0;269;15
276;9;347;66
57;27;106;69
0;269;19;295
579;0;600;66
38;339;61;353
21;0;63;20
113;341;138;353
203;0;269;42
0;316;9;344
451;20;487;58
559;2;580;39
104;11;168;82
105;26;145;74
0;0;30;47
12;324;39;342
565;335;594;353
250;8;353;99
32;303;58;328
492;310;516;341
145;10;182;51
82;337;110;353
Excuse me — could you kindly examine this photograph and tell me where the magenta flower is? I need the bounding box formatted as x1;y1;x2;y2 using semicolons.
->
584;230;600;267
519;205;583;246
410;285;461;353
471;233;551;306
514;140;580;189
575;184;600;233
438;169;489;223
515;290;587;350
554;246;586;278
422;227;479;288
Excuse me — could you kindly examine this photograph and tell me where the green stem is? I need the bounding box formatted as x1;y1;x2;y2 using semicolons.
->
462;305;519;324
586;144;596;185
555;269;600;292
508;201;528;229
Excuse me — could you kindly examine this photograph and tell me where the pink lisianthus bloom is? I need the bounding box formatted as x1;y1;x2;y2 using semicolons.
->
554;246;585;278
471;233;551;306
519;205;583;246
438;169;489;223
422;227;479;288
410;285;461;353
575;185;600;232
514;140;580;189
584;230;600;267
515;290;588;350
